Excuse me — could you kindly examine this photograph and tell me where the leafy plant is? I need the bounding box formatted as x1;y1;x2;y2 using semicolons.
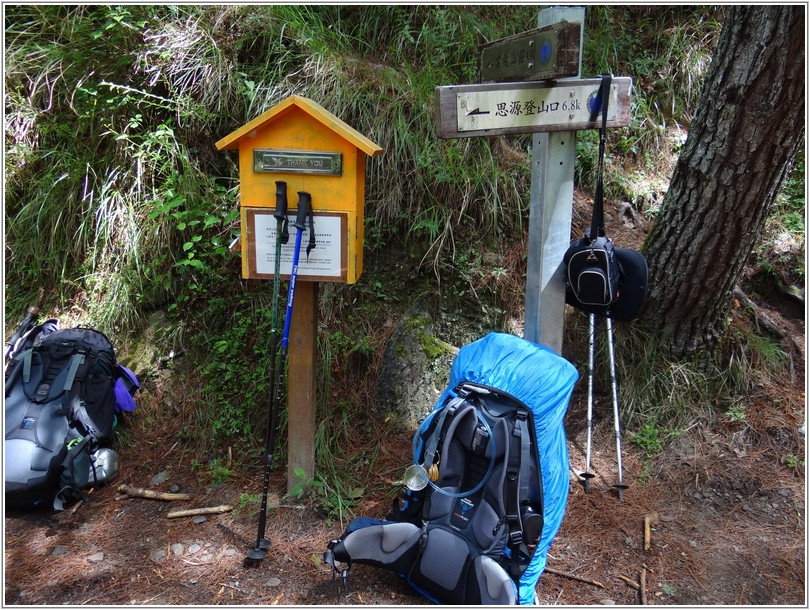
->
207;458;234;486
632;423;664;456
784;453;805;471
288;467;363;527
196;296;281;449
725;403;748;423
236;492;261;513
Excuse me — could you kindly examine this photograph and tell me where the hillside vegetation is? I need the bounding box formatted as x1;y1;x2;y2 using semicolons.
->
4;5;803;472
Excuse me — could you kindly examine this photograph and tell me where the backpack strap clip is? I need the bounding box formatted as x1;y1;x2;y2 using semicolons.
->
507;515;523;546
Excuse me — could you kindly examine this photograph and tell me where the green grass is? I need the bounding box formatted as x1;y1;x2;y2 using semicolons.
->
564;309;797;457
4;5;728;334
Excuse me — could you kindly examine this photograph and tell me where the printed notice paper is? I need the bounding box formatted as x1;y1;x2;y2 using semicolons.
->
248;211;346;281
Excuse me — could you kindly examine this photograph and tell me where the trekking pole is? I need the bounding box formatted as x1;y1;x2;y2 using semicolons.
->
581;312;597;493
4;288;44;365
247;181;289;561
605;316;628;500
247;191;314;562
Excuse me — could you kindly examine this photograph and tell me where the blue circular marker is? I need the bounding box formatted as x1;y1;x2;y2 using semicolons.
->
539;41;553;64
587;91;601;114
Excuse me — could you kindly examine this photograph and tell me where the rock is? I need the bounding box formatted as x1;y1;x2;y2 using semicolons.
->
375;308;457;426
171;543;184;557
87;552;105;563
188;543;202;554
117;310;171;383
52;546;67;555
193;516;207;524
150;470;170;486
267;577;281;587
150;549;166;563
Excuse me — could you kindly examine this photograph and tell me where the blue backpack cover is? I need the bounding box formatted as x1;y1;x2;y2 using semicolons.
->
325;332;578;604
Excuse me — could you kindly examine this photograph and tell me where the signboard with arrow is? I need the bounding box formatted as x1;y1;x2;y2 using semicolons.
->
435;77;632;138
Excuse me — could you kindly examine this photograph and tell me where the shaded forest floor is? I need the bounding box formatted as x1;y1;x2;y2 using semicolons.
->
4;195;805;606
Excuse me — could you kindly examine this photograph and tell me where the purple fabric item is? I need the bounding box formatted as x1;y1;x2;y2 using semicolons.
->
113;365;140;413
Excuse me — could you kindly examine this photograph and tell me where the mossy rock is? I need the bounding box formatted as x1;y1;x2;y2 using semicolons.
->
375;309;458;427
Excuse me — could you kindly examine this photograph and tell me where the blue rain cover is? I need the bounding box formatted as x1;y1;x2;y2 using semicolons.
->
416;332;579;604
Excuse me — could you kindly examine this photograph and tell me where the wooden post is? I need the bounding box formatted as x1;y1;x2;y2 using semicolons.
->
287;280;318;494
523;6;585;354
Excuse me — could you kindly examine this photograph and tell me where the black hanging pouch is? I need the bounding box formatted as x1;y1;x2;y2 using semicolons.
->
564;75;648;321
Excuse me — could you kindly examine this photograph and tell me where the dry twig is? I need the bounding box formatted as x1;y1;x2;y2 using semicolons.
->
545;566;604;588
617;574;640;590
166;505;233;519
117;484;192;501
644;513;660;551
641;568;648;605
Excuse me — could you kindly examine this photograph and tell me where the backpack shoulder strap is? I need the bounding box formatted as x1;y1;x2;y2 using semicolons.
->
505;407;532;578
421;395;466;469
34;352;86;404
63;353;85;392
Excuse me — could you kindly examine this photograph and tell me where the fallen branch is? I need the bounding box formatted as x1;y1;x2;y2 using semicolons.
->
545;567;604;588
167;505;233;519
117;484;192;501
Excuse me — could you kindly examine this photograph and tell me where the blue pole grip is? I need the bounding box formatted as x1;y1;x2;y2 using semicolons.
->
280;223;305;349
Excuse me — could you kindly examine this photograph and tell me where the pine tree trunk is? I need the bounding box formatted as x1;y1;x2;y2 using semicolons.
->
641;5;805;355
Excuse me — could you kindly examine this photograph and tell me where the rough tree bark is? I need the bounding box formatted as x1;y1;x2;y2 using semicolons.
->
641;5;805;355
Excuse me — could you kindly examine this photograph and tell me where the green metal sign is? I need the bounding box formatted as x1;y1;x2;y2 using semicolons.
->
479;22;581;83
253;149;343;176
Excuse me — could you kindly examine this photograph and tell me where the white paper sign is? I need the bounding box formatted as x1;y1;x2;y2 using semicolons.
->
252;212;345;280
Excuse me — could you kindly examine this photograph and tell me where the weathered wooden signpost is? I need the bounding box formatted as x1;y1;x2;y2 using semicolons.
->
216;96;382;492
435;6;631;354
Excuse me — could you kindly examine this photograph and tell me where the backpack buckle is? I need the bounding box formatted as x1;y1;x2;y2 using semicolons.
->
513;408;528;437
507;513;521;543
508;520;523;546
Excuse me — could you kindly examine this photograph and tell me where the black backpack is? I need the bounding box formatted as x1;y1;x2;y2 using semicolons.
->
323;333;578;605
5;326;136;510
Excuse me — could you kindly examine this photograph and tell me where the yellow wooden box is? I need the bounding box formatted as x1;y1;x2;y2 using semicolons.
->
216;95;382;284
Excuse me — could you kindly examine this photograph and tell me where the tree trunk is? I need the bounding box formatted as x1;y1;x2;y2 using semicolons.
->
641;5;805;355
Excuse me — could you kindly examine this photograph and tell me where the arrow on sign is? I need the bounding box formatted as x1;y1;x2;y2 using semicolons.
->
435;77;632;139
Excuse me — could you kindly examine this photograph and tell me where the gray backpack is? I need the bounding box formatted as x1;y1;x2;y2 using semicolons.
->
5;327;133;510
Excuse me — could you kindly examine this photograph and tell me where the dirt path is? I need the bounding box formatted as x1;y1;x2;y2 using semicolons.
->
5;369;804;605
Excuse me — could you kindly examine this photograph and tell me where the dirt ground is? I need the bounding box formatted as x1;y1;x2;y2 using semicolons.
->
4;197;805;606
4;362;805;606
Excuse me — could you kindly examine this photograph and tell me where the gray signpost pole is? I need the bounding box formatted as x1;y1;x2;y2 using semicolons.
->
523;6;585;354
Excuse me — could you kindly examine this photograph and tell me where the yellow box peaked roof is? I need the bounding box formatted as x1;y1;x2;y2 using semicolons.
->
215;95;383;157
